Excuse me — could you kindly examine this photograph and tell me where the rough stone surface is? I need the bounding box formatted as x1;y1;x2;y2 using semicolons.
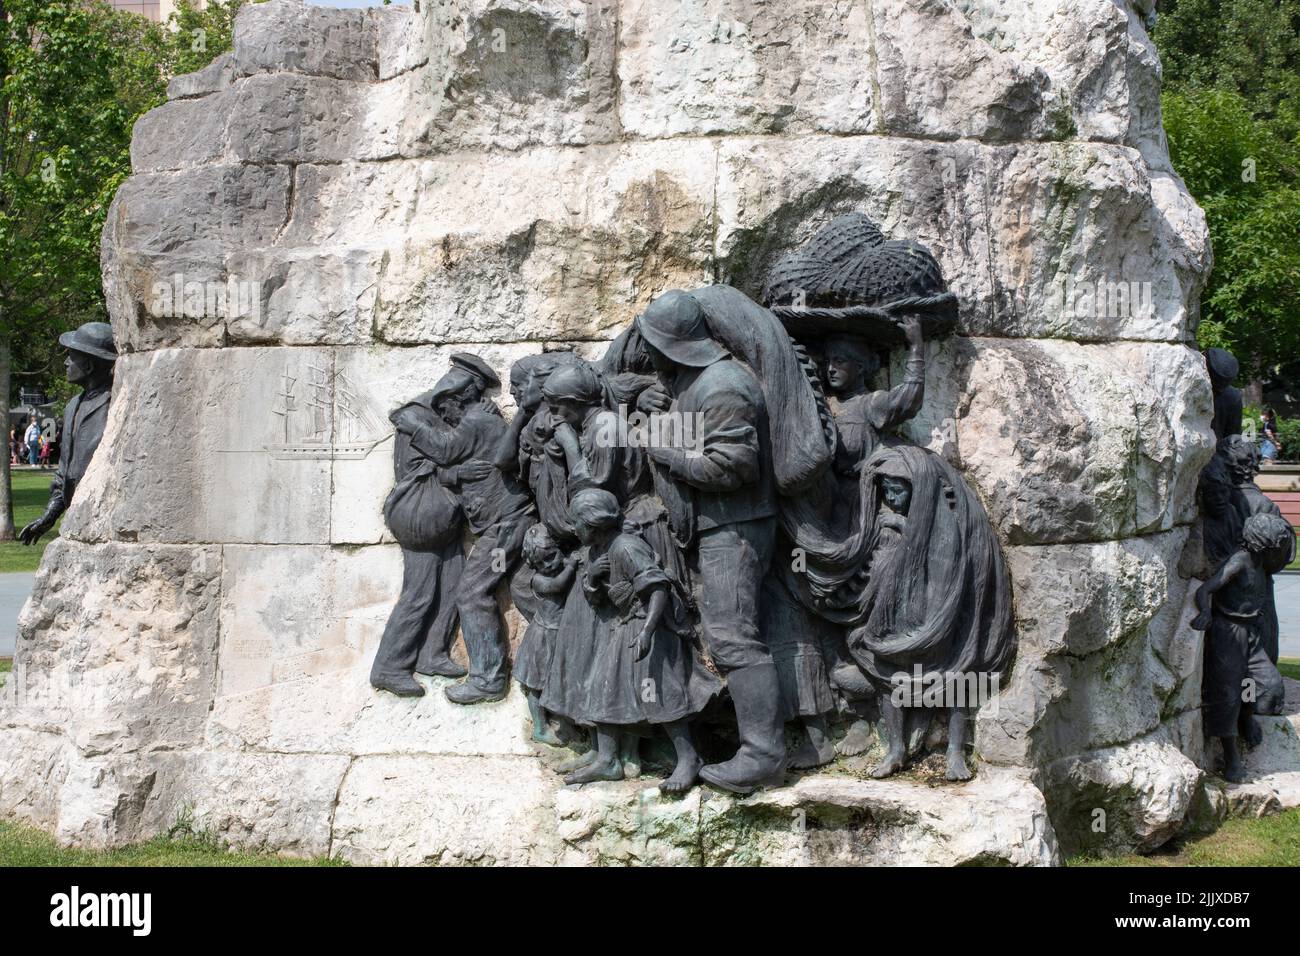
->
1043;722;1204;856
1220;678;1300;816
0;0;1237;864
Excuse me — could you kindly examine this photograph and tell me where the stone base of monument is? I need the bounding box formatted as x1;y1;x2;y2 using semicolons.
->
1216;677;1300;818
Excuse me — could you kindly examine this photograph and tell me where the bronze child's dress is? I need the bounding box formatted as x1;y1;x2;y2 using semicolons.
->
579;531;721;727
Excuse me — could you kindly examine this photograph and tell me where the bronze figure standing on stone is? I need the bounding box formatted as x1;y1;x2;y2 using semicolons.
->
21;322;117;546
635;290;788;794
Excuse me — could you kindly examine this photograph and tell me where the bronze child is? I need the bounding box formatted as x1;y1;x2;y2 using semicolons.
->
1191;511;1294;783
559;488;720;792
514;524;576;746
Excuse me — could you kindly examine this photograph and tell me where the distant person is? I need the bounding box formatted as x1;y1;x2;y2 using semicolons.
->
8;427;17;464
1260;407;1282;461
23;417;40;465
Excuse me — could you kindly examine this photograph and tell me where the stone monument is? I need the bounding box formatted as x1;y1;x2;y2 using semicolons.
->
3;0;1299;865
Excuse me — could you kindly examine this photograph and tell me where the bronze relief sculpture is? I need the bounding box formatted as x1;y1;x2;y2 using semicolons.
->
373;212;1017;794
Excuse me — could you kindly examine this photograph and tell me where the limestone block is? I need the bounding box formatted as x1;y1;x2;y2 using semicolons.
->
167;52;236;101
976;529;1189;766
376;4;426;80
131;91;233;173
698;769;1057;866
870;0;1055;142
231;0;379;82
142;750;352;858
0;540;221;758
0;729;72;835
209;542;533;757
618;0;876;138
387;0;619;154
956;0;1166;162
373;141;717;344
331;754;559;865
911;338;1213;545
102;164;292;351
1004;529;1188;660
1043;725;1204;855
981;143;1210;341
60;350;334;545
226;72;371;165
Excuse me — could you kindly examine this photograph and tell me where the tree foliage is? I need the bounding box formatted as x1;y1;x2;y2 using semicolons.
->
0;0;253;405
1154;0;1300;380
0;0;250;536
0;0;163;406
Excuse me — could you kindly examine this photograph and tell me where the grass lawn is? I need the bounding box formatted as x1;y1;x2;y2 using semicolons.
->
1281;658;1300;681
0;817;345;867
0;470;60;574
1071;807;1300;866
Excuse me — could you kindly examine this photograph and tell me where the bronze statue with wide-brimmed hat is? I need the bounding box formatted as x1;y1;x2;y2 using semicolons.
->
20;322;118;545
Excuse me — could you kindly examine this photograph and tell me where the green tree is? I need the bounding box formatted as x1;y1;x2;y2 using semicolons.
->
1154;1;1300;381
162;0;251;79
0;0;248;539
0;1;168;539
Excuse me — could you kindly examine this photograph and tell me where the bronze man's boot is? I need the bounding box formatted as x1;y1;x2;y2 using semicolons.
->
699;661;787;794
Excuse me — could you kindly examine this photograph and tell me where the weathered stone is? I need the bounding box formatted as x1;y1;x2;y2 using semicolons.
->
231;0;379;82
60;349;334;545
210;543;531;757
871;0;1054;142
0;541;221;757
697;769;1057;866
141;750;351;857
425;0;619;152
102;164;292;350
910;338;1214;545
376;4;426;80
226;72;371;165
372;141;717;345
976;529;1192;767
1043;724;1204;856
331;754;558;866
618;0;876;138
167;52;235;100
957;0;1166;161
131;91;233;174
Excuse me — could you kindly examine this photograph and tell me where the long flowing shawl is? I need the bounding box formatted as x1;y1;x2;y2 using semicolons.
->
787;444;1014;692
687;285;834;494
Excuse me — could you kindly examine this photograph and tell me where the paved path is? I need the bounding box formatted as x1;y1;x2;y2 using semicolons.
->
0;572;35;658
1274;572;1300;660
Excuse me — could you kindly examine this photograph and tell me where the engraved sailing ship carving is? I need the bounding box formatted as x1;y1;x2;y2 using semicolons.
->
266;362;389;460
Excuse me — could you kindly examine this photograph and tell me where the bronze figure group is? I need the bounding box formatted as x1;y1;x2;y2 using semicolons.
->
372;213;1018;794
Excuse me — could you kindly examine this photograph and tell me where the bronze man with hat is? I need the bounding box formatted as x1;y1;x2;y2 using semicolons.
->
390;353;536;705
634;289;787;794
20;322;117;545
